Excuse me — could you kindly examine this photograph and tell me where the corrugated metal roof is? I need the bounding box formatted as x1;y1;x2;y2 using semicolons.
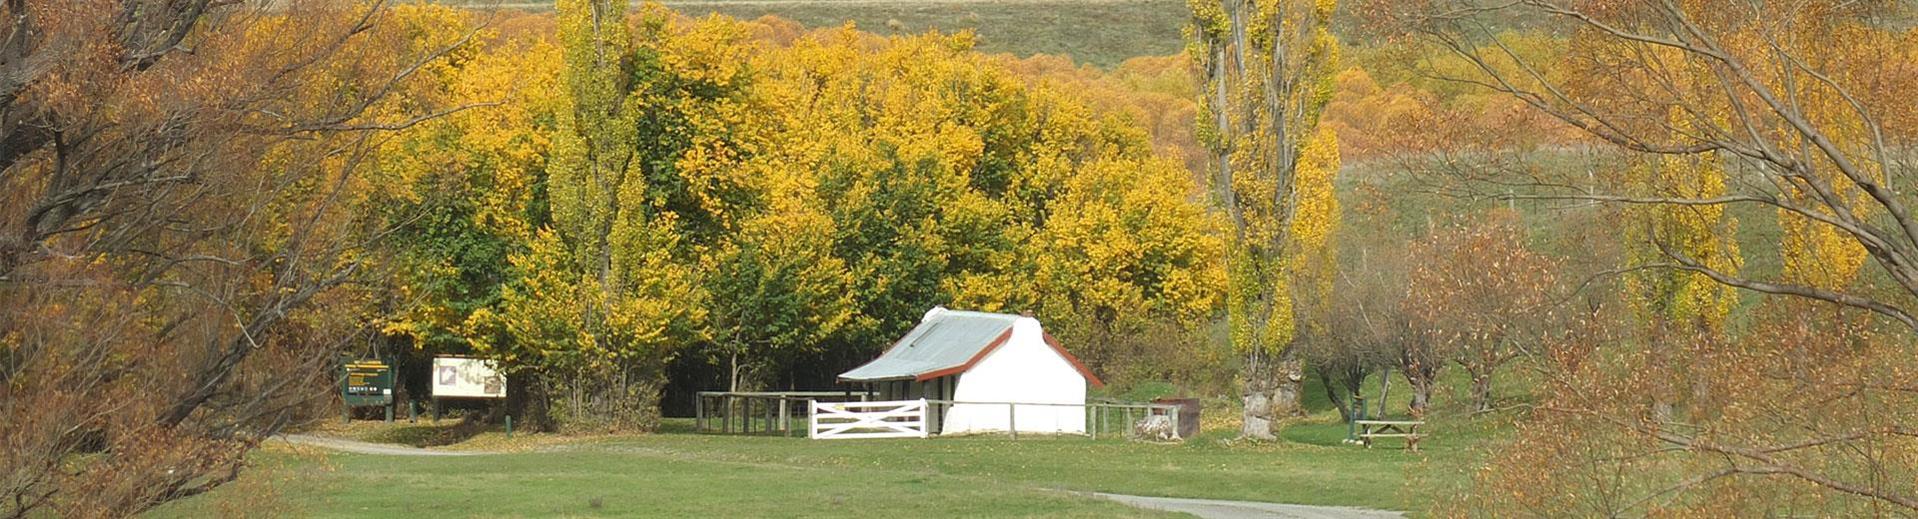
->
838;307;1018;382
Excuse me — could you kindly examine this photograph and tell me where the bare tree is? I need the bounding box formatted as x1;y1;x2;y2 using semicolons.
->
1377;0;1918;328
1373;1;1918;512
1404;213;1559;413
0;1;475;515
1304;247;1404;422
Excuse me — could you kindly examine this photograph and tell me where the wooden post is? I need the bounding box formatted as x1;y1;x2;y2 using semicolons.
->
1125;406;1135;437
1097;406;1112;440
1169;405;1180;440
778;398;790;434
1008;402;1018;440
723;395;733;433
695;394;706;432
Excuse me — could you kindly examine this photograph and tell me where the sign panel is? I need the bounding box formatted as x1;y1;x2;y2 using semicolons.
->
342;358;394;407
432;357;507;399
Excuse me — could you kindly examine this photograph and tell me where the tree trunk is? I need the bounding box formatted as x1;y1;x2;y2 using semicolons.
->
1401;357;1437;419
728;351;741;393
1650;319;1674;423
1273;347;1305;418
1320;369;1351;423
1408;384;1431;419
1240;350;1277;440
1376;367;1393;419
1469;372;1493;413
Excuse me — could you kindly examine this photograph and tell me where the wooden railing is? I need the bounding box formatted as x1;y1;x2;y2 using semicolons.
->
695;391;873;436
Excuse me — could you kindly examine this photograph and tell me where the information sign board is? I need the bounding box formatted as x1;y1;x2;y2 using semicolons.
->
342;358;395;407
432;357;507;399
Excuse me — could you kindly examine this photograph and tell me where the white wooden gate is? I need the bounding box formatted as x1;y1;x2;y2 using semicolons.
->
809;399;928;439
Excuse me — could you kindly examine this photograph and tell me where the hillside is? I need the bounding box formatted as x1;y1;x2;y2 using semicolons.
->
447;0;1189;67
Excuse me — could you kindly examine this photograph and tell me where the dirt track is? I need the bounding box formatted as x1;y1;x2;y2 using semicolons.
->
1091;493;1406;519
276;434;482;456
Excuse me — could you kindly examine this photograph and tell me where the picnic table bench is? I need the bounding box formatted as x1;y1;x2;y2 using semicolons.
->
1353;420;1425;452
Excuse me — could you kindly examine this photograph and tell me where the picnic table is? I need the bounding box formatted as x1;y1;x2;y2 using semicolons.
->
1353;419;1424;452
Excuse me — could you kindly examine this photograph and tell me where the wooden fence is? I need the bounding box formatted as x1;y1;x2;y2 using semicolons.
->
692;391;1188;440
694;391;872;436
923;399;1184;439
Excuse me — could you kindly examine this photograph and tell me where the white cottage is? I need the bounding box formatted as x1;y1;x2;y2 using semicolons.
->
838;306;1103;435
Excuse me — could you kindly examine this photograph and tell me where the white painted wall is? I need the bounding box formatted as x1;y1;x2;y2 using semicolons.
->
941;317;1088;435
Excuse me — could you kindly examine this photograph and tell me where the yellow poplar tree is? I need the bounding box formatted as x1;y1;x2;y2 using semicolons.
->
1288;126;1342;339
473;0;703;431
1190;0;1342;438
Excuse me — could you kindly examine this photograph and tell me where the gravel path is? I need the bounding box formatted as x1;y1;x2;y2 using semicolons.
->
1091;493;1405;519
276;434;483;456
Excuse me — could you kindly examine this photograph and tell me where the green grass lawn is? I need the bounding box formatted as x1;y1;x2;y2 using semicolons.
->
149;359;1528;517
147;415;1460;518
152;441;1176;517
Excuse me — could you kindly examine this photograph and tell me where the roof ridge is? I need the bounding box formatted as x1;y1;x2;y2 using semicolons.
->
930;308;1022;320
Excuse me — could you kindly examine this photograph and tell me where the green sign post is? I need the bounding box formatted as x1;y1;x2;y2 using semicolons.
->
341;357;396;423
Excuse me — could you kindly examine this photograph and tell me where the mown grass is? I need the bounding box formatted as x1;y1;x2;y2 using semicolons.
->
451;0;1189;68
148;411;1463;518
152;439;1186;518
148;328;1535;518
146;354;1531;517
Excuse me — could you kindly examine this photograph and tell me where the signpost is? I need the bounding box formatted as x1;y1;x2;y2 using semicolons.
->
341;357;396;423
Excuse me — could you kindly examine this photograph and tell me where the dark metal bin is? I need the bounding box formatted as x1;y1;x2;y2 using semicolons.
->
1151;397;1200;439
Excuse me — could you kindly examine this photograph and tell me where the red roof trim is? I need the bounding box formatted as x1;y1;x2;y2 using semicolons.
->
911;327;1105;389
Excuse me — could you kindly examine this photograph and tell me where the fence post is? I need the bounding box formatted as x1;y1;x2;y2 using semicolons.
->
1009;402;1018;440
1125;406;1134;437
1169;405;1181;440
807;400;818;439
695;394;705;433
778;398;790;434
755;398;771;434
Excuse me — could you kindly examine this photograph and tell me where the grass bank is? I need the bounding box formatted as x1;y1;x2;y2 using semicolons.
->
456;0;1189;68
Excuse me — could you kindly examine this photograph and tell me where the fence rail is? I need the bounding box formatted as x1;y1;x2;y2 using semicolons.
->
810;399;929;439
